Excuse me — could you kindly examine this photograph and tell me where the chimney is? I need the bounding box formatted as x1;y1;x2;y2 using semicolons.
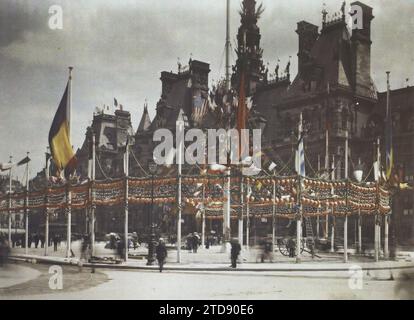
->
351;1;374;96
160;71;178;98
296;21;319;76
189;60;210;90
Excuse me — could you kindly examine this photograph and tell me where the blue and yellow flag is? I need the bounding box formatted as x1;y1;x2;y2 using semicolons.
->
48;82;77;178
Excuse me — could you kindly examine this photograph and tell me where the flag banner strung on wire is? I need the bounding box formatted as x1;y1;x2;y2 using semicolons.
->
0;176;392;218
48;82;77;178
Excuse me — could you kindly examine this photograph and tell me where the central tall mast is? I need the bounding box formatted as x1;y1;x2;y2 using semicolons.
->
225;0;231;91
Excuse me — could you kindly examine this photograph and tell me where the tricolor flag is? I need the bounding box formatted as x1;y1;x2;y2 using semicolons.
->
192;93;207;123
48;81;77;178
385;73;393;180
295;113;306;177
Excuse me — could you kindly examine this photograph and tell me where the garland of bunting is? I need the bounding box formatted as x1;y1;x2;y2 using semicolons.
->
0;175;391;217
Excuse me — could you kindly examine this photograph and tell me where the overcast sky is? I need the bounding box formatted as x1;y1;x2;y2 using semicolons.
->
0;0;413;180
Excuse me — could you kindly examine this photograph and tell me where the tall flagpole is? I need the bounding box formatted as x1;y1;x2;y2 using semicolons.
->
225;0;231;90
25;152;30;254
66;66;73;258
384;72;390;259
91;132;96;256
45;147;50;256
222;167;231;253
124;139;129;262
246;180;250;250
375;137;381;262
8;155;12;248
296;114;303;263
68;67;73;137
272;175;276;251
344;130;349;263
201;183;206;248
176;115;184;263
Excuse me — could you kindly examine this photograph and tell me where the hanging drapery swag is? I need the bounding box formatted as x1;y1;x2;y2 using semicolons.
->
0;175;391;219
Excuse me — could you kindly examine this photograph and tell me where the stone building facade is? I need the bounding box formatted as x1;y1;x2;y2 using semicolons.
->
22;0;411;247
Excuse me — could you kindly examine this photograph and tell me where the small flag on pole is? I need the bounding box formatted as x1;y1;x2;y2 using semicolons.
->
385;72;393;180
0;163;13;171
295;113;306;177
17;156;30;166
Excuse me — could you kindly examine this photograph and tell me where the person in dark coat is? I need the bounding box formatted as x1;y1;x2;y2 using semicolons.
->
155;238;168;272
288;238;296;258
34;233;39;249
81;235;91;262
0;235;10;267
11;234;16;248
39;234;44;248
192;233;199;253
260;240;273;263
117;238;125;260
53;234;59;252
230;239;241;268
186;235;192;253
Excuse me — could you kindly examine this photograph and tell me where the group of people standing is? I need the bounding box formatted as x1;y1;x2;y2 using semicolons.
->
8;232;63;252
186;232;200;253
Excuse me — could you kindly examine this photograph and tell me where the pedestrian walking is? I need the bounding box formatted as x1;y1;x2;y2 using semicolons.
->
80;235;91;262
192;233;199;253
34;233;39;249
186;234;193;253
288;238;296;258
0;235;10;267
260;239;273;263
156;238;168;272
53;234;58;252
21;234;25;248
117;237;125;260
40;234;45;248
230;239;241;268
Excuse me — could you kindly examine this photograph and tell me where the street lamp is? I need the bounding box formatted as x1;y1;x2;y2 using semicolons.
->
146;161;157;265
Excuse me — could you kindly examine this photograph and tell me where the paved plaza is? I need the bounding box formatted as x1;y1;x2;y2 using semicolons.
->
1;261;414;300
1;241;413;299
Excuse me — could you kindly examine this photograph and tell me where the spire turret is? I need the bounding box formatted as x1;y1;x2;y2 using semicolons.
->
232;0;265;96
136;102;152;134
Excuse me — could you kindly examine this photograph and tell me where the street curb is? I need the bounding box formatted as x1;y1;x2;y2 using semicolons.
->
9;254;414;273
